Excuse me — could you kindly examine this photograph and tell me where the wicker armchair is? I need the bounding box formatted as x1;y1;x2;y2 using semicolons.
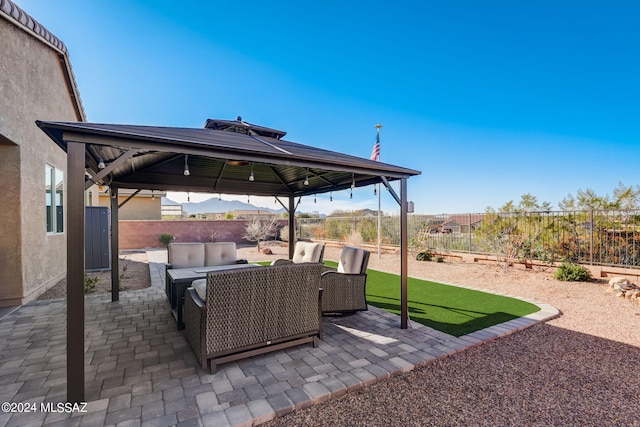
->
271;241;325;266
321;246;370;314
183;263;323;373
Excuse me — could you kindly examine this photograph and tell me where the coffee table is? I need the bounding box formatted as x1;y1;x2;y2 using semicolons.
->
167;263;260;329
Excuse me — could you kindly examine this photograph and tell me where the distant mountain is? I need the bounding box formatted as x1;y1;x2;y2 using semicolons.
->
161;197;180;206
162;197;285;215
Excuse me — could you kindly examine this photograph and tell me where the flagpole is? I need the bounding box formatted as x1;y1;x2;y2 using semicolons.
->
375;124;383;259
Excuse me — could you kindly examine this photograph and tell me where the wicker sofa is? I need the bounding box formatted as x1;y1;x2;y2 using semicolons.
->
165;242;246;299
183;262;324;373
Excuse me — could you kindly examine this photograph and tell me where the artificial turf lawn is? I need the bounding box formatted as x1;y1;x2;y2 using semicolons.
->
259;260;540;337
324;260;540;337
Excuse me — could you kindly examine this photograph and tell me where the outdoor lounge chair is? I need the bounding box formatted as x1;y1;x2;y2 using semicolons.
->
271;241;325;265
320;246;370;314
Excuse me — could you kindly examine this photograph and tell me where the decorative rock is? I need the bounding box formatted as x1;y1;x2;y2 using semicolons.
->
261;248;273;255
609;276;631;289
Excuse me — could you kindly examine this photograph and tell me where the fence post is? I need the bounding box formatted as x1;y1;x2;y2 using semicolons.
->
590;210;594;266
468;213;472;253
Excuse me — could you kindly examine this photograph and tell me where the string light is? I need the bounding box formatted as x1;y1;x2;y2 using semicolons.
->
151;190;155;200
314;194;316;203
97;147;105;169
183;155;190;176
249;162;255;181
304;168;309;186
187;192;190;202
330;191;333;202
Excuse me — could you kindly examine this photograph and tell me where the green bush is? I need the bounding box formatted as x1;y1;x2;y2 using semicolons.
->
159;233;174;247
416;251;432;261
553;262;592;281
84;273;98;293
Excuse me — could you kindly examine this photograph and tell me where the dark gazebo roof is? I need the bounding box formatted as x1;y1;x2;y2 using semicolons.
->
37;118;420;197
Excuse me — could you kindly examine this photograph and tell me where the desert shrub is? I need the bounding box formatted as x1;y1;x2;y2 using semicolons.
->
279;225;289;242
159;233;174;247
344;230;363;246
311;225;327;239
435;256;445;263
84;273;98;293
553;262;592;281
416;251;432;261
243;217;277;251
357;218;377;243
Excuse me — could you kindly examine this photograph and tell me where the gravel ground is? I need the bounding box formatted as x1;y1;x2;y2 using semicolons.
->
37;250;151;300
242;244;640;427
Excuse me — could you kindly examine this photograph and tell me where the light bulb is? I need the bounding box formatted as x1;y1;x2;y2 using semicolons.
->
184;155;190;176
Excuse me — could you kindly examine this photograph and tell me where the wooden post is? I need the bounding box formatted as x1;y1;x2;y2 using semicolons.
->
66;141;85;402
110;186;119;302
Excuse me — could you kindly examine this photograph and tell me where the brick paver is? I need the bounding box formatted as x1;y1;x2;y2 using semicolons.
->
0;249;559;426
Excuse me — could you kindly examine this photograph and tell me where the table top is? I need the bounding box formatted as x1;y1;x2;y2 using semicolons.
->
168;263;260;281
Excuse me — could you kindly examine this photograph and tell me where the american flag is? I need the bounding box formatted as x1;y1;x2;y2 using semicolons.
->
370;132;380;161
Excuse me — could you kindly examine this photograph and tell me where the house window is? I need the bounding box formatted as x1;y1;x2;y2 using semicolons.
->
46;164;64;233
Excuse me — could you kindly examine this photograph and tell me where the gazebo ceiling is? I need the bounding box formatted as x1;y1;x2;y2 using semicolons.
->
36;118;421;198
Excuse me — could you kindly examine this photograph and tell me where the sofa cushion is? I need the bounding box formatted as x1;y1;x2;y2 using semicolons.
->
168;243;205;268
192;278;207;302
204;242;237;266
291;241;324;263
338;246;366;274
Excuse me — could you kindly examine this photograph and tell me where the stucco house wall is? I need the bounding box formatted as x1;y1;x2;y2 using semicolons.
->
0;1;85;305
97;191;163;221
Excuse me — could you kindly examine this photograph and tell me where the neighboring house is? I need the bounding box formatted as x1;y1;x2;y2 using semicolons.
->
0;0;85;305
442;214;485;234
161;205;185;219
232;210;280;220
95;188;165;220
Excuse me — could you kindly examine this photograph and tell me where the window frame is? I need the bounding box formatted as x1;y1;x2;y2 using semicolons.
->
46;163;64;234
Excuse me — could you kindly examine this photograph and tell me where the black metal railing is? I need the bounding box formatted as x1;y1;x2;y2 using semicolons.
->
297;210;640;268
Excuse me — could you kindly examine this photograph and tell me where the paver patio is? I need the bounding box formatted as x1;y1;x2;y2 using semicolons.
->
0;250;557;426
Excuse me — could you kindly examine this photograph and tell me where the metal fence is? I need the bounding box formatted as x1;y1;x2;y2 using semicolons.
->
297;210;640;268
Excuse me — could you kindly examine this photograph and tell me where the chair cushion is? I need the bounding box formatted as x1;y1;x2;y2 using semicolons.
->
192;278;207;302
204;242;237;266
338;246;365;274
168;243;205;268
291;241;323;263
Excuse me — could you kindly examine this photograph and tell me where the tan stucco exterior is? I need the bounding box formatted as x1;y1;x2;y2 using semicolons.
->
0;9;84;305
97;191;163;220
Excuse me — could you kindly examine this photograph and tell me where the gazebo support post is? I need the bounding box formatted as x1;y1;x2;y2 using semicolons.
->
400;177;409;329
110;186;119;302
288;196;295;259
66;140;85;402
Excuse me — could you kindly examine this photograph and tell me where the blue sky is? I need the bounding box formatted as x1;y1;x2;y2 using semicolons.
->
19;0;640;214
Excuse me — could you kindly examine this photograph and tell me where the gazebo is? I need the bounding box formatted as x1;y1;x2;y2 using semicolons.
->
37;117;421;402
